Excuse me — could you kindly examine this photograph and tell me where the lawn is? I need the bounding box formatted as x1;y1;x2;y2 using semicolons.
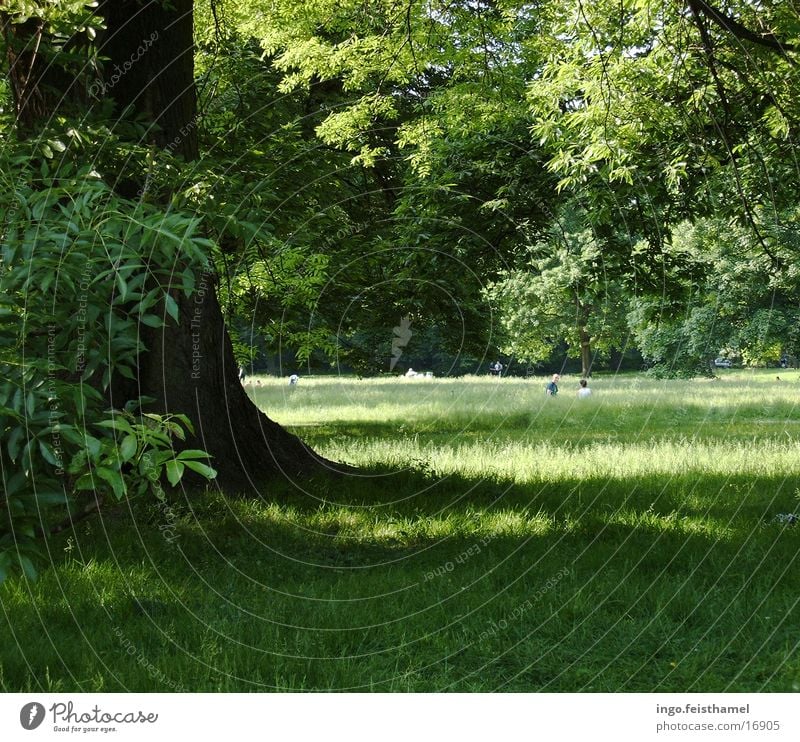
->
2;370;799;691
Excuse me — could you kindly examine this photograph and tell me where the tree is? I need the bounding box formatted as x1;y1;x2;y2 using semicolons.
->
240;0;567;365
1;0;329;502
522;0;800;375
629;215;800;374
485;212;629;376
530;0;800;248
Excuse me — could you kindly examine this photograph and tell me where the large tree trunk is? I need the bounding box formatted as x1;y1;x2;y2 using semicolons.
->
96;0;332;491
6;0;333;492
133;281;329;492
2;11;86;129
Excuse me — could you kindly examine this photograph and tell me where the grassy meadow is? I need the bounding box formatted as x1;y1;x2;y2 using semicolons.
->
2;370;800;691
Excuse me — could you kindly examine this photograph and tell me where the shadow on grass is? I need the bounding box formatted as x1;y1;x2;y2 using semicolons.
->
253;464;800;519
2;464;799;693
41;463;799;585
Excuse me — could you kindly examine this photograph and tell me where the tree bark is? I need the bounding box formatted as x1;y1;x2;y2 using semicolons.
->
6;0;334;492
2;13;85;130
99;0;198;159
579;326;592;378
687;0;798;56
95;0;333;491
3;15;50;129
130;279;330;492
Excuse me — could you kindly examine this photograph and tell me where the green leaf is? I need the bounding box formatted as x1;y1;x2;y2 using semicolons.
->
39;440;62;467
124;396;154;413
165;460;185;486
116;270;127;301
18;555;38;581
119;434;138;461
140;314;163;328
96;466;126;500
95;418;134;435
83;434;103;459
58;426;83;445
3;471;26;496
164;293;179;323
181;267;196;296
75;473;95;490
35;491;69;506
0;552;10;584
7;426;24;460
12;387;23;413
175;449;211;460
172;414;195;435
182;460;217;480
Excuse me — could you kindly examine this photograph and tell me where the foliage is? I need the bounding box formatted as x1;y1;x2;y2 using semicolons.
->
202;1;800;377
204;0;561;364
628;216;800;375
530;0;800;207
192;17;404;367
484;215;628;368
0;145;216;584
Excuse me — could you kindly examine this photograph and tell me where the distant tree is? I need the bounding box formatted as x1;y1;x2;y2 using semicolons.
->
485;213;629;376
628;216;800;374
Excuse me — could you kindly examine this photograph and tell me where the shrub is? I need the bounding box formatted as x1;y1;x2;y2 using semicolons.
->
0;151;215;583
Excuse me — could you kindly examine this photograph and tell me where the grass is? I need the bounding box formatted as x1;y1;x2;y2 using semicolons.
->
2;370;799;691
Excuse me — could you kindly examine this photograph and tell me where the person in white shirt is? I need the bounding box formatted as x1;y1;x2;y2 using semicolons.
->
577;378;592;398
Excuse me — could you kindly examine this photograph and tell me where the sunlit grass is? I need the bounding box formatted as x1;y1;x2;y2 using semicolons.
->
250;368;800;414
317;438;800;481
1;371;799;692
252;369;800;482
250;370;800;438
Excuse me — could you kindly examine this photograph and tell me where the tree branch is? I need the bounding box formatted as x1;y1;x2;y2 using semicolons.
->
38;496;103;538
688;0;798;57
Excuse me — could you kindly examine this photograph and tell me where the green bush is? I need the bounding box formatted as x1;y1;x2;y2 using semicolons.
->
0;149;216;584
